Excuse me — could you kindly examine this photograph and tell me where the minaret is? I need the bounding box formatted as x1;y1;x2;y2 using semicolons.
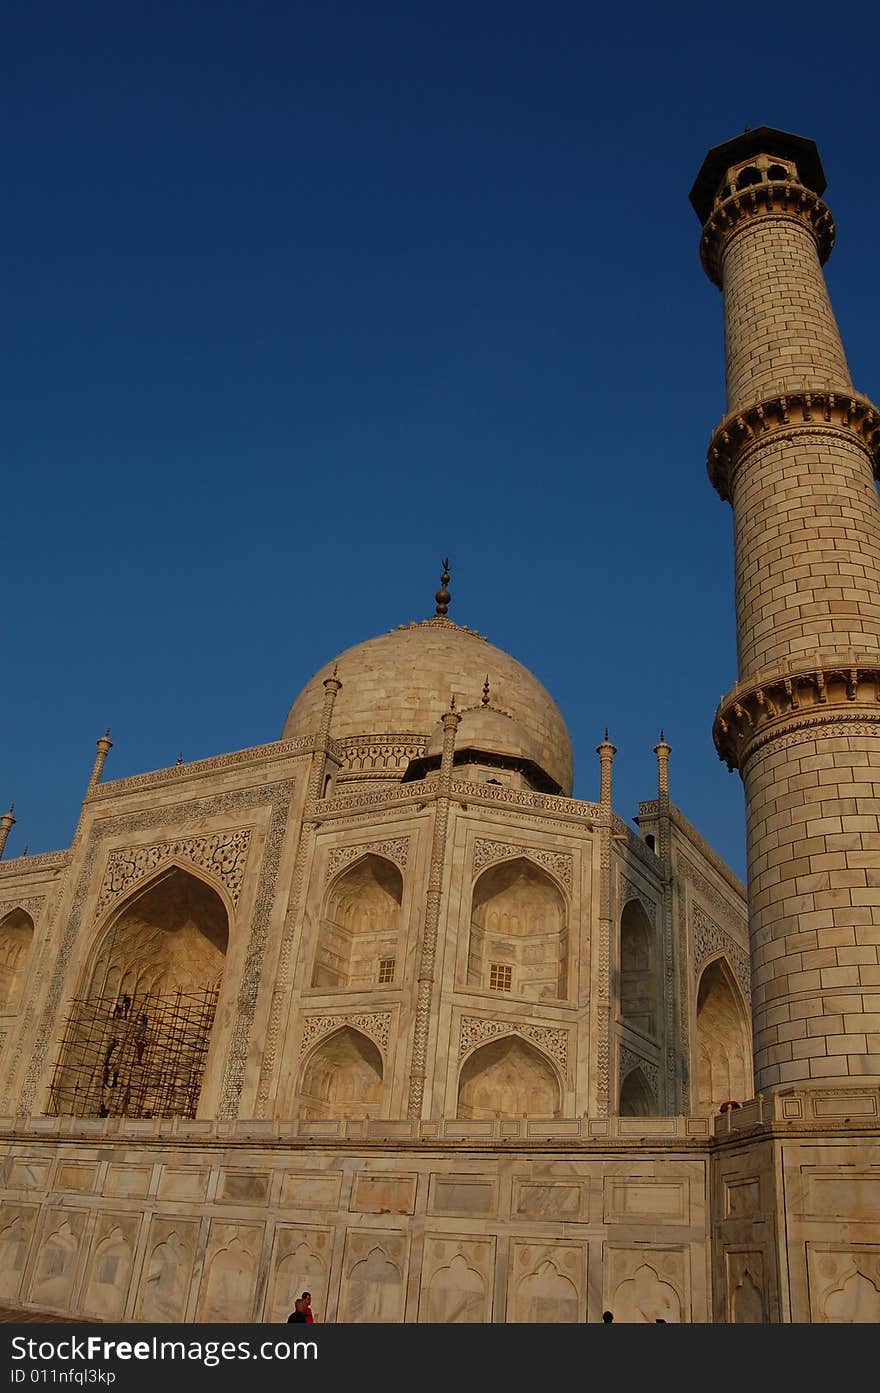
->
691;128;880;1093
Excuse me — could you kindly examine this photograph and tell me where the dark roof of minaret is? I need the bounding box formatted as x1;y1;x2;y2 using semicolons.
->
689;125;826;224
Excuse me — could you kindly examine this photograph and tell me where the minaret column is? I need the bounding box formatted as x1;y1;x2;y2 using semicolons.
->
692;128;880;1093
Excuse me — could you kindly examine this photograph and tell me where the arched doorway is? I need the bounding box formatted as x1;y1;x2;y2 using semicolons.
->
299;1026;384;1119
50;865;229;1119
467;859;568;1001
457;1035;560;1119
695;957;751;1114
312;855;403;988
619;1066;655;1117
619;899;659;1039
0;908;35;1014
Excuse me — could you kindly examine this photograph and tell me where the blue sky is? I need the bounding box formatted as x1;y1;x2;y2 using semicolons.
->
3;1;880;879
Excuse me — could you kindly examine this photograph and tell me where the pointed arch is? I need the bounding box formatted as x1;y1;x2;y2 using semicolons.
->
50;865;228;1119
298;1025;384;1120
619;1066;655;1117
619;898;659;1039
457;1033;561;1119
313;854;403;989
0;907;35;1013
695;955;752;1115
467;858;568;1002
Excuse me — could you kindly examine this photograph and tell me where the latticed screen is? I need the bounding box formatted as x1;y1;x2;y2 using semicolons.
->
489;962;512;992
48;987;219;1120
378;957;395;983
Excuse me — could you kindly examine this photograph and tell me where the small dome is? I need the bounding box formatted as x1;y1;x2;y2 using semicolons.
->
426;705;538;765
283;617;572;795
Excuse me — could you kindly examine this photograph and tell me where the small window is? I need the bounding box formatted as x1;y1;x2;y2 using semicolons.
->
767;163;789;181
378;958;395;984
489;962;512;992
736;165;762;189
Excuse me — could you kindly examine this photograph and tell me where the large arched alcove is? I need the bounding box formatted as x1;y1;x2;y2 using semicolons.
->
299;1026;384;1120
619;899;659;1039
312;855;403;989
457;1034;561;1119
50;865;228;1119
0;908;35;1013
695;957;751;1115
618;1066;655;1117
467;859;568;1002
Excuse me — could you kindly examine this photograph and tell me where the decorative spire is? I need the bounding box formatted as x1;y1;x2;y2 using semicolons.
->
435;558;451;617
481;675;491;707
175;753;183;767
0;804;16;860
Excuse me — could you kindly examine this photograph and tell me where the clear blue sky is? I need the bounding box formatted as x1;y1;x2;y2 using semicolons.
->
4;1;880;880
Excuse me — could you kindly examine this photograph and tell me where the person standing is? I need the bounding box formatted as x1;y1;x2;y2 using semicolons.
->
301;1291;315;1324
287;1299;307;1323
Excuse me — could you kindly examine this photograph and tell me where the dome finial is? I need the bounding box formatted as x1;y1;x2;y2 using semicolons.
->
435;558;451;617
481;675;491;706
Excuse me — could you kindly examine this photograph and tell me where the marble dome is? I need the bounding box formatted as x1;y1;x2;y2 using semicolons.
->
282;616;573;795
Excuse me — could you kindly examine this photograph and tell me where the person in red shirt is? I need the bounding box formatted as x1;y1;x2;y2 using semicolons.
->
301;1291;315;1324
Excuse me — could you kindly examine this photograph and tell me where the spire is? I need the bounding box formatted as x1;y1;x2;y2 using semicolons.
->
435;558;451;617
481;675;491;707
0;804;16;860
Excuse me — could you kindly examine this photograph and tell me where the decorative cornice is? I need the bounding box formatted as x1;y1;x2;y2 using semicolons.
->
94;829;253;917
0;851;69;876
458;1015;568;1071
472;838;573;891
89;738;315;800
393;616;487;639
300;1011;391;1055
699;180;835;287
314;778;601;825
714;663;880;771
325;838;409;882
707;390;880;501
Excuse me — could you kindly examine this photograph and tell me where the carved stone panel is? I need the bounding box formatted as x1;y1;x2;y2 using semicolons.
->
300;1012;391;1056
27;1209;89;1312
81;1212;141;1320
472;839;572;892
96;829;253;917
806;1245;880;1323
606;1246;688;1323
725;1250;766;1323
509;1242;584;1323
266;1225;332;1324
136;1216;200;1322
339;1230;408;1323
351;1173;417;1215
198;1221;264;1322
459;1016;567;1071
0;1204;38;1302
692;905;751;1004
325;839;409;882
418;1236;495;1322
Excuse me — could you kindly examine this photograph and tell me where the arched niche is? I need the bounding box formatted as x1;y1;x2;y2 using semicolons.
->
619;898;659;1039
457;1034;561;1119
0;908;35;1013
618;1066;655;1117
299;1026;384;1120
312;855;403;989
51;865;229;1119
695;956;751;1115
467;858;568;1002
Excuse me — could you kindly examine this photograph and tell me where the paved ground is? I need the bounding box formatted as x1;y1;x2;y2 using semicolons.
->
0;1306;101;1324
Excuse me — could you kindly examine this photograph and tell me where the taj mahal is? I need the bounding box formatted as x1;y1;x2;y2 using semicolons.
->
0;126;878;1323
